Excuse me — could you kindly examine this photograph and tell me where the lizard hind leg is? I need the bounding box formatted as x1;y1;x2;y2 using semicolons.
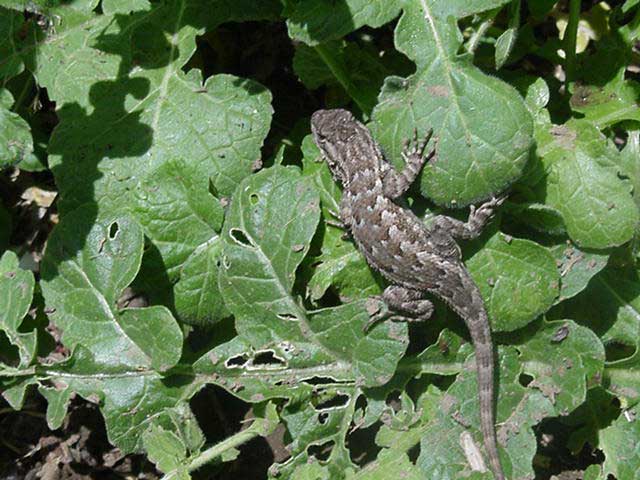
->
364;285;434;332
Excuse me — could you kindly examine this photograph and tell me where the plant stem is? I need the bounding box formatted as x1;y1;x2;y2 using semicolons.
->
564;0;581;85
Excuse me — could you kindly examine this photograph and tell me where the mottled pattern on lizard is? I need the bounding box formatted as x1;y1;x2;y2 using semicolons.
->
311;109;506;480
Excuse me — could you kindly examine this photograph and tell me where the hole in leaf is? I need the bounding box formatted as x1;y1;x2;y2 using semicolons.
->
230;228;252;247
315;393;349;410
108;222;119;240
226;354;249;368
605;341;635;362
519;373;534;387
385;391;402;412
348;419;383;466
277;313;297;321
250;193;259;205
407;442;421;463
308;440;333;460
317;412;329;425
301;376;341;386
250;350;286;368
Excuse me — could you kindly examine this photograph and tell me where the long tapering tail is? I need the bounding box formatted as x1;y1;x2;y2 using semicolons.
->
434;265;505;480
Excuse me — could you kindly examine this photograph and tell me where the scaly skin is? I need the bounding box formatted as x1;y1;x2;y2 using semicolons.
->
311;108;505;480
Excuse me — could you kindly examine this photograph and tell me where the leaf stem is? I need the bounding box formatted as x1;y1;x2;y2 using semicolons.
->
563;0;581;85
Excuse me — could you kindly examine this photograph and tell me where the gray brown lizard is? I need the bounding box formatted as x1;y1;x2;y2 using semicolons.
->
311;108;505;480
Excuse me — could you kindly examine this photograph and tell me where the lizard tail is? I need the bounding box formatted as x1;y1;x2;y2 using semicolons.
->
433;267;505;480
469;314;505;480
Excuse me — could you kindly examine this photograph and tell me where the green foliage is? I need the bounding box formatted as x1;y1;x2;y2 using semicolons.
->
1;0;640;478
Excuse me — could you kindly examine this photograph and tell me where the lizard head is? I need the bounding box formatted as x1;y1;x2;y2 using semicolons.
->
311;108;360;186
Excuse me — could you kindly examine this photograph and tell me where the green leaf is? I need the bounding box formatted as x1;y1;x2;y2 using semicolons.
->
133;159;223;273
0;89;33;169
549;241;609;304
494;0;521;70
535;118;639;248
142;424;189;475
40;206;183;371
495;27;517;69
371;0;533;206
133;159;227;325
0;251;36;366
600;405;640;479
571;81;640;128
174;236;229;326
8;1;273;215
307;225;382;303
217;165;408;389
36;346;198;452
293;40;390;115
368;348;554;479
219;165;321;344
562;265;640;347
287;0;403;45
519;320;605;413
0;7;28;80
466;232;559;331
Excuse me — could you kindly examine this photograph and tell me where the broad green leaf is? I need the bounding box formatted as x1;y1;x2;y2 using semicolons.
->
555;265;640;404
133;159;227;325
505;202;566;235
371;0;533;207
40;206;182;371
142;424;189;476
605;349;640;408
0;89;33;169
414;328;474;376
367;348;553;479
0;7;28;80
560;388;620;454
1;375;38;410
307;225;382;303
570;81;640;128
0;251;36;366
466;232;559;331
287;0;403;45
600;406;640;479
36;346;198;452
293;40;390;114
133;159;223;272
549;242;609;304
3;1;274;216
535;118;639;248
218;166;408;388
434;0;512;18
219;165;321;344
518;320;605;413
174;237;229;326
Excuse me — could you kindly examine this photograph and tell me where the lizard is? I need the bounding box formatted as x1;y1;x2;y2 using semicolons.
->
311;108;506;480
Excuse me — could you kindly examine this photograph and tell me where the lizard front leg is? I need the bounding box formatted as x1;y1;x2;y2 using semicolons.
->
432;195;506;240
365;285;434;331
382;128;436;199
